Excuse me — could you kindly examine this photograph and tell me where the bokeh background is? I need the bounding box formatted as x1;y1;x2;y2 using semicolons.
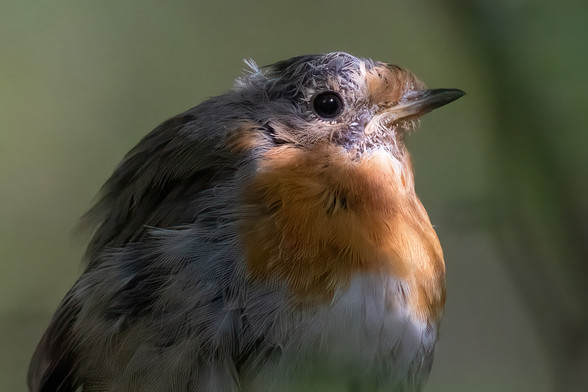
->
1;1;586;391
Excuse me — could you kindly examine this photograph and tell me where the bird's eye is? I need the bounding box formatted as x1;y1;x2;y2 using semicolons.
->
312;91;344;119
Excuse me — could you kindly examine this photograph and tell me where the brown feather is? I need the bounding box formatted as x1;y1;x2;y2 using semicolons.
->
240;142;445;321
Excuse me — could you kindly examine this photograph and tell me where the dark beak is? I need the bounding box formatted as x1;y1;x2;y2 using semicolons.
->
386;88;465;121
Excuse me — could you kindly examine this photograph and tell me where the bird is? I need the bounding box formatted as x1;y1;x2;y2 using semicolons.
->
28;52;464;392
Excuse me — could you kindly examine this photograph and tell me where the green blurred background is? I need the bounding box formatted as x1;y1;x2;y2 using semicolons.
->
1;1;586;391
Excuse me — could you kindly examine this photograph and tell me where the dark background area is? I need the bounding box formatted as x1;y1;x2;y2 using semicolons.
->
1;1;586;391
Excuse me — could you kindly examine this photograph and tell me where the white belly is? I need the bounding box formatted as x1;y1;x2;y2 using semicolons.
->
243;274;439;392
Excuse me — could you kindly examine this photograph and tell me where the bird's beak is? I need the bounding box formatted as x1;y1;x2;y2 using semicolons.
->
385;88;465;121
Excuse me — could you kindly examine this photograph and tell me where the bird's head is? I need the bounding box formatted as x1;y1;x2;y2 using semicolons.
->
234;52;463;159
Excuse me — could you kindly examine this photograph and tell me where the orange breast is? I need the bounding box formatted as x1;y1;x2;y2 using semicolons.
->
239;143;445;322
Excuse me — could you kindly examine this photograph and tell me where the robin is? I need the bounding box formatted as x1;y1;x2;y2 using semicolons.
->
28;52;464;392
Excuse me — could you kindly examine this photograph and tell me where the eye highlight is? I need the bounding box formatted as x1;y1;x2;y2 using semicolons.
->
312;91;344;119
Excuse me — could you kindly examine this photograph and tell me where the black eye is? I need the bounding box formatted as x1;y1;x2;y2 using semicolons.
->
312;91;344;119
